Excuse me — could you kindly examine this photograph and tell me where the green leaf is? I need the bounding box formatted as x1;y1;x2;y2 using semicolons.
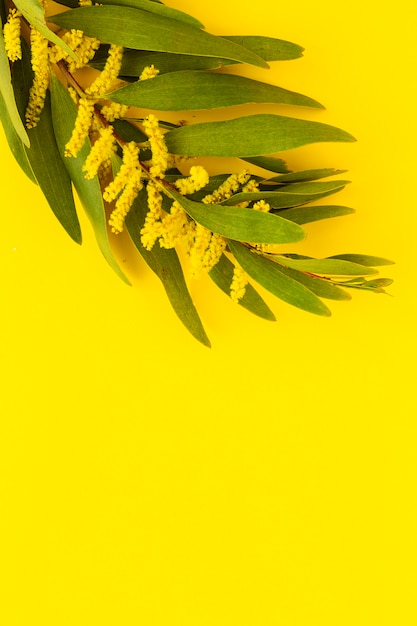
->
277;204;355;224
0;28;29;146
274;255;378;276
241;156;289;174
89;0;204;28
327;254;394;266
13;0;77;60
265;168;348;183
229;241;331;316
267;261;351;301
209;254;276;320
125;187;211;347
222;35;304;61
49;74;130;283
0;89;37;182
50;7;269;68
12;40;81;243
165;114;356;158
169;190;305;244
108;70;323;111
222;180;349;209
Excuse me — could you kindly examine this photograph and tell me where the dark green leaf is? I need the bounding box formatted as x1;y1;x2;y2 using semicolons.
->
222;35;304;61
13;40;81;243
278;205;355;224
108;70;323;111
241;155;289;174
50;7;269;68
165;114;356;157
265;168;348;183
169;190;305;244
0;89;37;182
327;254;394;266
268;261;351;300
50;74;130;283
274;255;378;276
125;186;211;347
90;0;204;28
229;241;331;316
209;254;276;320
0;29;29;146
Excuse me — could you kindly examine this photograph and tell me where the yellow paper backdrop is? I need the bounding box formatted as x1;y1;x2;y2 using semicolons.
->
1;0;416;624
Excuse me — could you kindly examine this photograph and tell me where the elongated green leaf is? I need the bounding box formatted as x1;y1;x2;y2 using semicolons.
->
274;255;378;276
327;254;394;266
12;40;81;243
91;0;204;28
108;70;323;111
49;74;130;283
277;205;355;224
222;180;349;209
209;254;276;320
165;114;356;157
268;261;351;300
0;29;29;146
13;0;77;59
169;190;305;244
266;168;348;183
0;89;37;182
229;241;331;316
125;187;211;346
50;7;269;68
222;35;304;61
241;155;289;174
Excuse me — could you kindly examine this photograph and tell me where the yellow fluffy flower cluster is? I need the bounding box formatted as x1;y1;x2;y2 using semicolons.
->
3;9;22;62
142;114;169;178
230;266;249;303
82;126;117;179
106;142;144;234
25;28;50;129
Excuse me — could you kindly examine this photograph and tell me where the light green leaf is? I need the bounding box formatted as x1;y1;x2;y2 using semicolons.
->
241;155;289;174
266;168;348;183
0;28;29;146
274;255;378;276
13;0;77;59
50;7;269;68
165;114;356;157
277;205;355;224
12;39;81;243
49;74;130;283
209;254;276;320
91;0;204;28
222;35;304;61
327;253;394;266
229;241;331;316
0;89;37;182
169;190;305;244
268;261;351;301
108;70;323;111
125;186;211;347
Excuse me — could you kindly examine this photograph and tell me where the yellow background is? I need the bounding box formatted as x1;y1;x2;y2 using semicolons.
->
1;1;416;624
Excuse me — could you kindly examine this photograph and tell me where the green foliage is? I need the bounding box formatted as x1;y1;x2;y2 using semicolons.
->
0;0;392;345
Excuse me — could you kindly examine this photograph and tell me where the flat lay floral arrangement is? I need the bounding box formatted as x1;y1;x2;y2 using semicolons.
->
1;0;393;345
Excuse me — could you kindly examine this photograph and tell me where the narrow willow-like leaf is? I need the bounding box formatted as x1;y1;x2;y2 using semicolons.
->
327;254;394;266
125;187;211;347
209;254;276;320
0;90;36;182
241;156;289;174
90;0;204;28
268;261;351;300
50;74;130;283
222;180;349;209
222;35;304;61
0;29;29;146
50;7;269;68
165;114;356;158
169;190;305;244
277;205;355;224
108;70;323;111
266;168;348;183
13;40;81;243
275;255;378;276
13;0;77;59
229;241;331;316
